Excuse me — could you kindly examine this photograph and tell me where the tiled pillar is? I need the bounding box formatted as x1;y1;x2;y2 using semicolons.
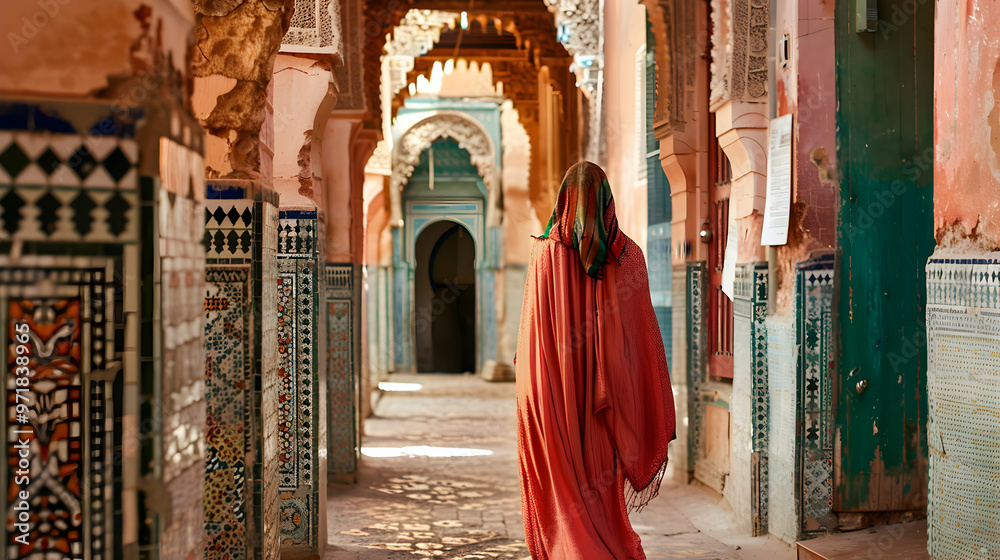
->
733;262;769;536
0;99;206;560
795;252;835;536
0;102;143;560
154;137;209;560
203;180;280;560
686;262;707;476
325;263;359;482
275;209;327;552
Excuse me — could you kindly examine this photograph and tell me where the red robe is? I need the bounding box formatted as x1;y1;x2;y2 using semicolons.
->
515;233;676;559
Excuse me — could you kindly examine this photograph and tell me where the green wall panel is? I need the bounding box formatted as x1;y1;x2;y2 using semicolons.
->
834;0;934;512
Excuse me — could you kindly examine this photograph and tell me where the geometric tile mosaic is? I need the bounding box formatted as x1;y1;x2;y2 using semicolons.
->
795;252;835;536
202;183;280;560
686;261;707;476
0;132;139;243
327;264;358;478
925;253;1000;559
204;200;254;263
276;210;321;550
204;268;251;560
1;265;115;560
735;262;769;536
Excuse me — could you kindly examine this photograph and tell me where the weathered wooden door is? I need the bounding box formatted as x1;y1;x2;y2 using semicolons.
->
834;0;934;515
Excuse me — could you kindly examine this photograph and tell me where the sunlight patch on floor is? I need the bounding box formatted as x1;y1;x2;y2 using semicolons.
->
361;446;494;458
378;382;424;392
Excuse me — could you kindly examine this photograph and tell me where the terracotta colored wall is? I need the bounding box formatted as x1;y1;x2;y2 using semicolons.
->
0;0;194;97
935;0;1000;249
322;118;358;262
602;0;649;254
272;53;335;209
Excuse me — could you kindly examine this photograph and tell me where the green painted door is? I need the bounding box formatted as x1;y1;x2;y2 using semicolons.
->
834;0;934;512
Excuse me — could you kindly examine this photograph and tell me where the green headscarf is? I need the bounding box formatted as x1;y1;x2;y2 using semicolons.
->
539;161;621;278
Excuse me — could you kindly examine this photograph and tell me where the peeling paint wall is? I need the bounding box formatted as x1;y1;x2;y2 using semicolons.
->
834;0;933;520
935;1;1000;250
772;0;837;315
0;1;194;97
191;0;295;178
927;2;1000;557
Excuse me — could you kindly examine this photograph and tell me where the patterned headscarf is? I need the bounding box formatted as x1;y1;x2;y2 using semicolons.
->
539;161;621;278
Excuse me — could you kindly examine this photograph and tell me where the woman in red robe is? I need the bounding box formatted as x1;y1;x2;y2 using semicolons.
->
515;161;676;559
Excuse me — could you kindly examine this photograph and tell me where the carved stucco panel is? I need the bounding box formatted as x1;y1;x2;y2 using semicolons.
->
731;0;768;102
384;10;458;59
284;0;342;50
390;113;499;224
710;0;732;109
544;0;602;93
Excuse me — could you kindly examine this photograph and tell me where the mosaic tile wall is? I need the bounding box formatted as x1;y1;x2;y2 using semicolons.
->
327;263;359;479
276;210;326;552
671;266;690;479
686;262;707;475
926;253;1000;559
258;199;280;560
156;138;209;560
0;131;139;244
795;252;835;536
204;267;251;560
764;316;798;544
203;180;281;560
1;265;118;560
0;102;146;560
734;262;769;536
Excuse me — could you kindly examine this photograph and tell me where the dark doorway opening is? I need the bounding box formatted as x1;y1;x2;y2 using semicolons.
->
414;221;476;373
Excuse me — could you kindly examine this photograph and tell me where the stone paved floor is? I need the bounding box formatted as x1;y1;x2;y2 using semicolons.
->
325;374;796;560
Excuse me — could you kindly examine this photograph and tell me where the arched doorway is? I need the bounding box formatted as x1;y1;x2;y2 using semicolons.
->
413;220;476;373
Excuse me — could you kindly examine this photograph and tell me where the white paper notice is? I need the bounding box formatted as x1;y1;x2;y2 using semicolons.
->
761;114;793;246
721;200;738;301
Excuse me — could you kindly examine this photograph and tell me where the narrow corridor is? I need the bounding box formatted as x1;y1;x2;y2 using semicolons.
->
325;375;796;560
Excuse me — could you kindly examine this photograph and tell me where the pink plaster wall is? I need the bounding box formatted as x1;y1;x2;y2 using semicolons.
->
272;53;335;209
772;0;838;313
322;118;359;261
0;0;194;96
602;0;649;254
935;0;1000;249
500;103;541;264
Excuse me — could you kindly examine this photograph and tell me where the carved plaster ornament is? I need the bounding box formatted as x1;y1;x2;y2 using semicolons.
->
383;9;460;107
385;10;459;58
711;0;768;109
710;0;733;109
543;0;602;95
283;0;343;50
730;0;768;102
366;140;392;175
391;113;500;226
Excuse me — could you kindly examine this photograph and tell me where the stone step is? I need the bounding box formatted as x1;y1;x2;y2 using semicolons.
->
796;520;929;560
